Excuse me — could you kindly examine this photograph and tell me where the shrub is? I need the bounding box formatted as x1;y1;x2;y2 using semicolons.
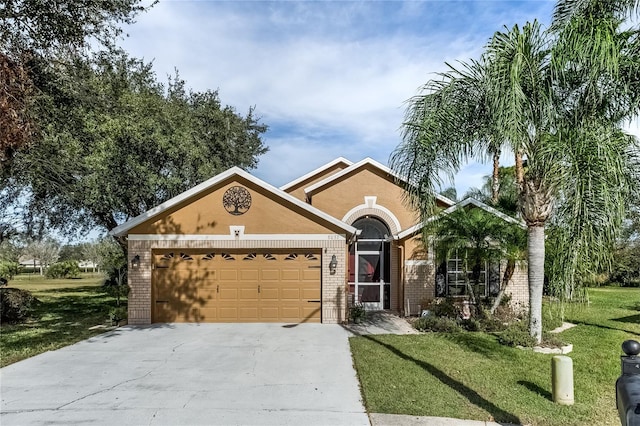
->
0;288;39;323
349;302;366;323
414;315;462;333
479;315;508;332
45;261;80;279
0;261;20;282
541;332;566;349
429;297;461;319
109;306;128;324
460;318;483;332
102;267;129;307
492;301;520;323
497;322;536;348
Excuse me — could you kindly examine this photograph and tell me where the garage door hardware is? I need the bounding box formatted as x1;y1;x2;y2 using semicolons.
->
307;300;321;303
155;300;168;304
308;265;321;269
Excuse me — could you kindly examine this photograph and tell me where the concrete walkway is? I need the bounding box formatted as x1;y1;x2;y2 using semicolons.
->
1;323;368;425
343;311;419;336
370;413;519;425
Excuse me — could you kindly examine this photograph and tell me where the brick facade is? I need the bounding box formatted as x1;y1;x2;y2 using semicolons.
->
400;259;529;315
403;260;435;315
504;263;529;311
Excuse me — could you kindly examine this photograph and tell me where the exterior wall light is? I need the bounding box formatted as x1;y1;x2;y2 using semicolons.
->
131;254;141;269
329;254;338;275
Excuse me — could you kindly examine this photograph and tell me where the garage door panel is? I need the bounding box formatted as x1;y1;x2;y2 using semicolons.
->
239;287;259;301
197;279;217;289
302;306;321;320
197;289;217;303
153;250;322;323
240;269;259;281
199;307;218;320
199;269;216;280
219;287;238;301
239;306;259;320
302;287;321;300
280;288;300;300
220;270;237;281
260;287;279;300
261;269;279;281
280;307;301;319
218;307;238;321
303;269;321;280
281;270;300;281
259;306;279;319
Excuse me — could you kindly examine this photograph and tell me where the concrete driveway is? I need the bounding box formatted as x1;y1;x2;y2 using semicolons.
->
1;324;369;425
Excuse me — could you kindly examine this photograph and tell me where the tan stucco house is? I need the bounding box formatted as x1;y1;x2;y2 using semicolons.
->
111;157;528;325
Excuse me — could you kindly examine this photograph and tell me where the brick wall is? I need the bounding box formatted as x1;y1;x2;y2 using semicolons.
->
403;260;435;316
505;263;529;312
400;258;530;317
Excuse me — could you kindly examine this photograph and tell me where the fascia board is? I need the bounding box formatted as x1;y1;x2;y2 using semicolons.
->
301;157;455;209
303;157;393;195
279;157;353;191
396;197;525;240
446;198;526;228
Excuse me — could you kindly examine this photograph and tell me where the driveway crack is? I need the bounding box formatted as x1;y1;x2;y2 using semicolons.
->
55;370;154;410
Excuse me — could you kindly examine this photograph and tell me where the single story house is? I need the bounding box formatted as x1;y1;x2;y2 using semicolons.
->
110;157;528;325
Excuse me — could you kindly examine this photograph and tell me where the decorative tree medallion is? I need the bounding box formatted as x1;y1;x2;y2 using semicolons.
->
223;186;252;215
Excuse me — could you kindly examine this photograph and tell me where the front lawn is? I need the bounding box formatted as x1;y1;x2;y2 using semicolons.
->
0;273;118;367
350;287;640;426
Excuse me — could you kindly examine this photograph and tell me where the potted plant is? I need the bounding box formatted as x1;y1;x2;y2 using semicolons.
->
349;302;366;324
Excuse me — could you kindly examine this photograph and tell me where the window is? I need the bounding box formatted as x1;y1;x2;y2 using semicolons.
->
436;251;499;297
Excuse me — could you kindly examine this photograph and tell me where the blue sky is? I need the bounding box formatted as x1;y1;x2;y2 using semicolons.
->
120;0;557;196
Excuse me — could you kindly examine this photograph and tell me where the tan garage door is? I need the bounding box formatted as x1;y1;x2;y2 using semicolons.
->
152;250;321;323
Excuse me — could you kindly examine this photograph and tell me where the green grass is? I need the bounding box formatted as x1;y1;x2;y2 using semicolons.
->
0;273;120;367
350;287;640;426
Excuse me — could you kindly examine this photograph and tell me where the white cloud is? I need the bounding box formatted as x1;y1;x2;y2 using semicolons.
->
119;0;555;193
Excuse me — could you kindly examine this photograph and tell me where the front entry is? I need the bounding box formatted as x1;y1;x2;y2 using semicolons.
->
349;217;391;310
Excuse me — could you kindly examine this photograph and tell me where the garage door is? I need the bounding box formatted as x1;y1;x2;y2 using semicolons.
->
152;250;322;323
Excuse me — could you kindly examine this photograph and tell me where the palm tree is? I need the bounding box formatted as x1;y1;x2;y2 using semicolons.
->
461;167;526;312
431;206;524;314
391;7;640;342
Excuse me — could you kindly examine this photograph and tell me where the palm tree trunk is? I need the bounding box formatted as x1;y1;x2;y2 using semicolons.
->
463;256;477;306
515;150;524;189
528;225;545;344
491;150;501;205
490;259;515;314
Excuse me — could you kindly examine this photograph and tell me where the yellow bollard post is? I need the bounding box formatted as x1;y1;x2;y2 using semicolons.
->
552;355;574;405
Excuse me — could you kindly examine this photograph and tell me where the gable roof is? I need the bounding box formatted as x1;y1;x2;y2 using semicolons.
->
303;157;456;207
279;157;353;191
397;197;526;240
110;167;358;237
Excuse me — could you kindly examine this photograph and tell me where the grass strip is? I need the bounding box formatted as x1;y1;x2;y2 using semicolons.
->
350;287;639;426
